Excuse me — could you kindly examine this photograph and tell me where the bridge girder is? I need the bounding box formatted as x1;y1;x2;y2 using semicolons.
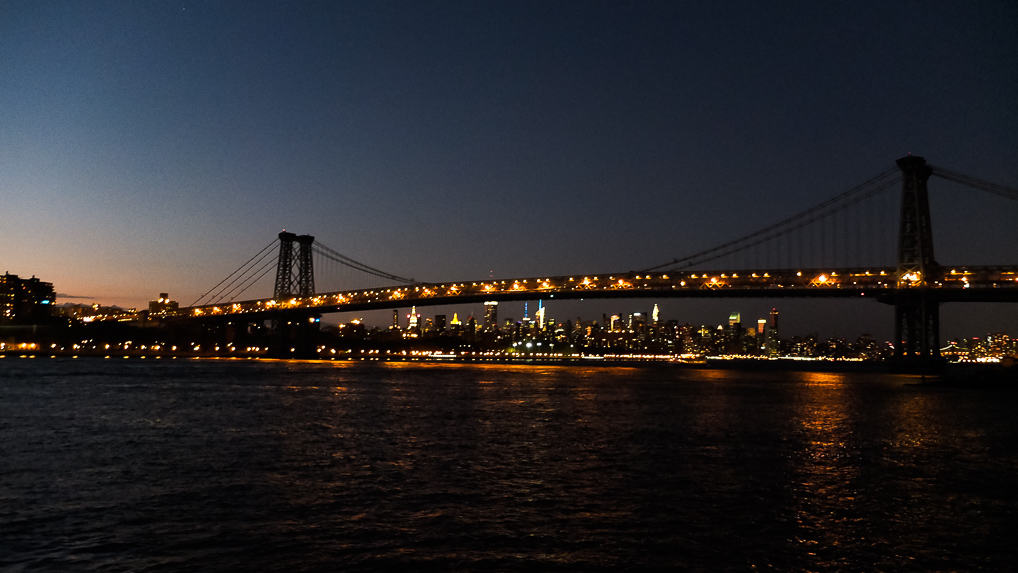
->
179;265;1018;322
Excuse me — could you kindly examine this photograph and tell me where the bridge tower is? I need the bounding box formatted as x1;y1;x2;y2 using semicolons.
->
273;232;316;299
270;232;319;358
296;234;315;297
273;231;297;299
894;155;940;363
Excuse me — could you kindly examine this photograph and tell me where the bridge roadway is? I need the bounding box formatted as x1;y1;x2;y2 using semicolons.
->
181;265;1018;320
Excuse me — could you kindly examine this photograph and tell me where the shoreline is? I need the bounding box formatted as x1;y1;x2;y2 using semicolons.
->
3;351;1015;380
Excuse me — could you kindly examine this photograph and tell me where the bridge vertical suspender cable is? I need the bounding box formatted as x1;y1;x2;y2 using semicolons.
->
642;166;901;272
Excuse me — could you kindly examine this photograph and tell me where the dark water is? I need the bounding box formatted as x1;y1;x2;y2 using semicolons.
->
2;359;1017;571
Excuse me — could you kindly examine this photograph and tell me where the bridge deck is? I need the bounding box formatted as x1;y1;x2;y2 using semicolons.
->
175;265;1017;320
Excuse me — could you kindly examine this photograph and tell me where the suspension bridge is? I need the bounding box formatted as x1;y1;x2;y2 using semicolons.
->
144;155;1017;363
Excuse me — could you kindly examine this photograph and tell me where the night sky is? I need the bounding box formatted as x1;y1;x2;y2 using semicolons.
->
3;1;1017;338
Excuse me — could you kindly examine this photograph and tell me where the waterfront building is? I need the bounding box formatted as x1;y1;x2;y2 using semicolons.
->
0;272;55;323
148;293;179;316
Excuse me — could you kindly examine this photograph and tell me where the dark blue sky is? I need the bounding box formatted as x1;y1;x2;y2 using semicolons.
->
3;1;1016;337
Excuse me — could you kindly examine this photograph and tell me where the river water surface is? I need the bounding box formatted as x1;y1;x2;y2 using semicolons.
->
2;359;1016;571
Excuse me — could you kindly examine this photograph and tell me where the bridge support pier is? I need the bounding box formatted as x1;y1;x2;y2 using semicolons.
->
270;315;321;359
893;291;940;366
894;155;942;368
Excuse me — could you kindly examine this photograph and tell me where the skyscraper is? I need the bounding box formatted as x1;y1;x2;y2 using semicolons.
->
757;318;767;354
766;307;781;357
483;301;499;331
726;312;743;353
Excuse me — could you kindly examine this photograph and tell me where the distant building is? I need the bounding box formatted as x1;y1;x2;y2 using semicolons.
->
54;302;127;321
766;307;781;357
483;301;499;331
757;318;767;353
0;272;55;323
148;293;179;316
630;312;646;332
725;311;743;353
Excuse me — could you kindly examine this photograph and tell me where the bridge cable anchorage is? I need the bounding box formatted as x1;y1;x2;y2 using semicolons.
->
189;239;278;307
312;241;417;284
641;166;901;272
929;165;1018;201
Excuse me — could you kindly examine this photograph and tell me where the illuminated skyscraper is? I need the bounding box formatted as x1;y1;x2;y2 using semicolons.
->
631;312;646;332
483;301;498;331
766;307;780;357
726;311;743;353
758;318;767;354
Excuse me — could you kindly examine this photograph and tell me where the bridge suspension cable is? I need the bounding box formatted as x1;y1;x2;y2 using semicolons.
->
312;241;417;284
216;254;278;303
190;239;278;306
642;166;901;272
929;165;1018;201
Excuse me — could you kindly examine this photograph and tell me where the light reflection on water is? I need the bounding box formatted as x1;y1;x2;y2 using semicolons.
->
789;373;864;568
1;360;1016;571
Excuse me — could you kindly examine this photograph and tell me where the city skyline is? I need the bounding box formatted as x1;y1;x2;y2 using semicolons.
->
3;2;1017;337
35;291;1018;343
10;290;1017;363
